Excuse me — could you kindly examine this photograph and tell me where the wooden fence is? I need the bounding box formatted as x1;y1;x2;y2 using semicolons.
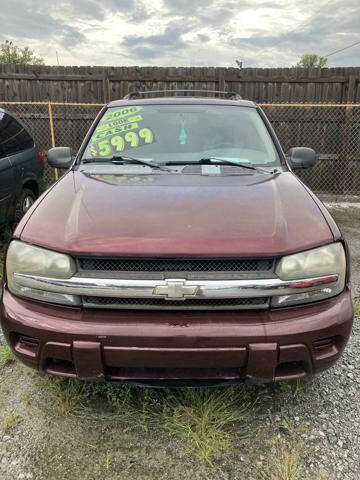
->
0;65;360;104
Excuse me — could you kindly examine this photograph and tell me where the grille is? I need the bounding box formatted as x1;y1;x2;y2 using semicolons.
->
82;296;269;310
78;257;274;273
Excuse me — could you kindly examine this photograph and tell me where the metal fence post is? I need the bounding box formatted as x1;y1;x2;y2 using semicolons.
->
48;102;58;181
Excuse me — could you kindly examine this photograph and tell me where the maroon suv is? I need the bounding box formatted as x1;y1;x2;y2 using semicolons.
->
0;91;353;386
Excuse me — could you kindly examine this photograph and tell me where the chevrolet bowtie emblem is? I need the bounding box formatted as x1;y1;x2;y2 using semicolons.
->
153;280;198;300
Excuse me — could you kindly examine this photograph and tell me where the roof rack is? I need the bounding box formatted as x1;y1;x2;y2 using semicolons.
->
123;89;242;100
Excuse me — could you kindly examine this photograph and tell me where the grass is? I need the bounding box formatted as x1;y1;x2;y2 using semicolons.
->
0;226;12;280
40;376;91;416
1;411;20;433
0;344;14;369
162;387;252;461
277;379;304;399
353;301;360;317
41;377;255;461
259;441;302;480
257;418;309;480
256;416;330;480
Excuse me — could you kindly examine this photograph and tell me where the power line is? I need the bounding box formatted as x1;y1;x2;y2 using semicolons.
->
263;0;335;51
324;40;360;58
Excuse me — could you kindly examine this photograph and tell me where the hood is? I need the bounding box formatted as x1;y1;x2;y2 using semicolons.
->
19;169;334;257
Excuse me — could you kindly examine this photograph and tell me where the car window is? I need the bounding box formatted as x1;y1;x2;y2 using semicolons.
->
82;105;280;166
0;112;34;157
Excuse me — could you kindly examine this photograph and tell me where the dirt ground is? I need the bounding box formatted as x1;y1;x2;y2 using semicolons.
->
0;204;359;480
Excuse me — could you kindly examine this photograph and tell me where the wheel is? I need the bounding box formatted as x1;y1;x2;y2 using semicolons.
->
14;188;36;223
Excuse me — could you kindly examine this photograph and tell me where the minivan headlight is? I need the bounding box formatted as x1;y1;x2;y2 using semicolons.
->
272;242;346;307
6;240;79;306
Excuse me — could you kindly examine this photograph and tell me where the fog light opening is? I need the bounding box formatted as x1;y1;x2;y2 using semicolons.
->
275;361;307;380
313;337;335;352
46;358;76;377
14;334;39;358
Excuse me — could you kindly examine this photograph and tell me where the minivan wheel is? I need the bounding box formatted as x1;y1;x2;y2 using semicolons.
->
15;188;36;222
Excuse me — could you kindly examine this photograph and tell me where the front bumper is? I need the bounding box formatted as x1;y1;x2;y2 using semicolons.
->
0;287;353;385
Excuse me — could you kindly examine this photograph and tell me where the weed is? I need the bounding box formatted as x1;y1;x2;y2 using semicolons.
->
0;344;14;369
259;442;302;480
40;376;90;416
162;387;253;461
257;418;316;480
105;451;112;470
40;377;254;461
278;379;304;399
21;391;33;406
353;301;360;318
1;411;20;433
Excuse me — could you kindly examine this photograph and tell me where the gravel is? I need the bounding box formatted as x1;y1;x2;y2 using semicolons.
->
278;319;360;479
0;204;359;480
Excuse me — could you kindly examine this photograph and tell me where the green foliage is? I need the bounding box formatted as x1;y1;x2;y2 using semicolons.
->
259;442;302;480
257;417;311;480
0;345;14;369
42;377;254;461
162;387;252;461
353;301;360;317
40;376;90;416
293;54;328;68
1;411;20;432
0;40;44;65
278;379;304;399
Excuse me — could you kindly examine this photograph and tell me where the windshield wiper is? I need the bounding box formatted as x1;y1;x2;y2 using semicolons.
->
198;157;276;174
82;155;171;171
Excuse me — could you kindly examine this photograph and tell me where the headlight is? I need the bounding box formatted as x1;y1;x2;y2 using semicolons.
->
272;242;346;307
6;240;80;306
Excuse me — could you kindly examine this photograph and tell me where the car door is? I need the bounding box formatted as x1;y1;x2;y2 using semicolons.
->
0;111;37;225
0;112;15;226
6;114;37;195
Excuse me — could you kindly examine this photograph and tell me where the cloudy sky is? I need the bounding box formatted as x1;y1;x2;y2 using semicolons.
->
0;0;359;67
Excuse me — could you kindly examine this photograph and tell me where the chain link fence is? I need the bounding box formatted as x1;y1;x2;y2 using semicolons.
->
0;102;102;185
0;101;359;201
261;104;360;201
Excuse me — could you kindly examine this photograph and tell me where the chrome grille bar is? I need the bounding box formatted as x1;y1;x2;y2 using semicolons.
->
13;273;339;299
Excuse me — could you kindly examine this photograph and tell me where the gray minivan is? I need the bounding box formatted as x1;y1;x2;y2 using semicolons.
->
0;109;44;227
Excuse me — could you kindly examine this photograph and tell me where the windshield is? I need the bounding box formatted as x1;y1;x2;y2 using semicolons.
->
82;105;280;166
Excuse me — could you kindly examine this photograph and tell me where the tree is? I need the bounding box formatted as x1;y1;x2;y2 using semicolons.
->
0;40;44;65
293;54;328;68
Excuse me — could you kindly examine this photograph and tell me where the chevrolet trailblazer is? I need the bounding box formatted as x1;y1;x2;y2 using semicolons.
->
0;90;353;386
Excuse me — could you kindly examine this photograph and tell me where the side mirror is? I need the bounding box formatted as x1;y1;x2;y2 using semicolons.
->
46;147;73;169
287;147;316;170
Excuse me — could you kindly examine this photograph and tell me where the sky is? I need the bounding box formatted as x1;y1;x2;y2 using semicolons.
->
0;0;359;67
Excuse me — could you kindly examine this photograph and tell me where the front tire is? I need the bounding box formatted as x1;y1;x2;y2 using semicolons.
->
15;188;36;223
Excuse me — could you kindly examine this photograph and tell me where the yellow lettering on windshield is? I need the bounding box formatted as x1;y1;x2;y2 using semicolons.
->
102;106;143;121
92;122;139;142
96;115;143;133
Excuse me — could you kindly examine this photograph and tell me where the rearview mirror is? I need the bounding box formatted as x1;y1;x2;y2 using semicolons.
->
46;147;73;169
287;147;316;170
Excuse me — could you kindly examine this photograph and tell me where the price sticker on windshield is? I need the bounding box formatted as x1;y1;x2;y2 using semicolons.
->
86;105;156;157
88;127;155;157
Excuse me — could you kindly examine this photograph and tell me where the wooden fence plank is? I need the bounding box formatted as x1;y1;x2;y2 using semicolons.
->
0;66;359;103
